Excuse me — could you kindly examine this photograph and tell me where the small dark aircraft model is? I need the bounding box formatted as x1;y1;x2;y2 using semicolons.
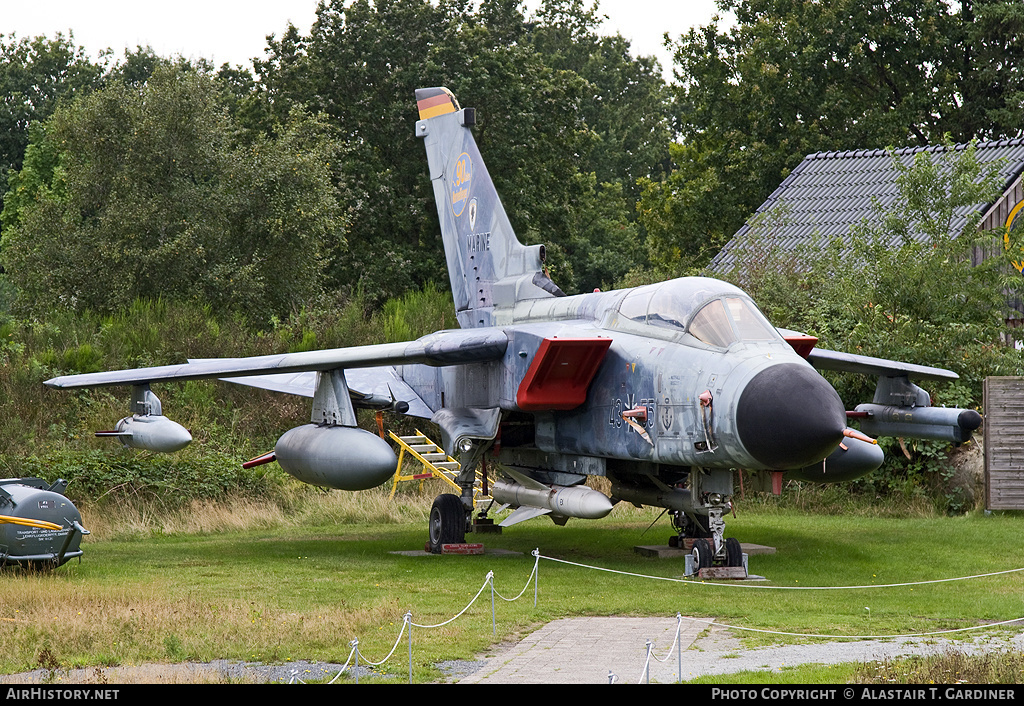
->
45;87;981;568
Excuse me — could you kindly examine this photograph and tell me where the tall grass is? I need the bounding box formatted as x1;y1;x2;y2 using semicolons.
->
856;650;1024;684
77;483;440;541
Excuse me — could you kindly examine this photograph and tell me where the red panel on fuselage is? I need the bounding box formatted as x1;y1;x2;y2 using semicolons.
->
516;337;612;411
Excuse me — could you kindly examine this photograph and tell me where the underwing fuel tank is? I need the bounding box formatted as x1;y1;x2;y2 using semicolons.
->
786;433;885;483
96;414;193;453
94;388;192;453
0;478;89;568
490;478;614;522
274;424;398;491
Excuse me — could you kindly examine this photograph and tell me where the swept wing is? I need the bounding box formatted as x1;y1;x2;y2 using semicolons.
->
45;329;508;391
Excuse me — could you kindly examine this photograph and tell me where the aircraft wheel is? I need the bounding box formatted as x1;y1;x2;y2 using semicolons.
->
725;537;743;568
428;494;466;554
691;538;713;573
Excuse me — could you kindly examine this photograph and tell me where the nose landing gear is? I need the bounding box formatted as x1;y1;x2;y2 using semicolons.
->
671;496;747;577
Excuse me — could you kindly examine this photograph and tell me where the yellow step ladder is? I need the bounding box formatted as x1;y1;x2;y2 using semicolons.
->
388;429;491;505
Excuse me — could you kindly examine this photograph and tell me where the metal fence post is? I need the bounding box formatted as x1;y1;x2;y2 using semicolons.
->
533;549;539;606
676;613;682;683
406;611;413;684
488;571;496;635
645;639;652;683
351;638;359;684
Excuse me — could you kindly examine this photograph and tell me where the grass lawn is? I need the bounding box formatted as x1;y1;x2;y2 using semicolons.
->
1;489;1022;683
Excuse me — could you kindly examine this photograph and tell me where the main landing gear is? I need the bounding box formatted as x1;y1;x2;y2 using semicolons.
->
427;494;468;554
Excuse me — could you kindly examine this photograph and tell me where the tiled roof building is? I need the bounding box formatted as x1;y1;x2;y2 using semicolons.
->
711;139;1024;273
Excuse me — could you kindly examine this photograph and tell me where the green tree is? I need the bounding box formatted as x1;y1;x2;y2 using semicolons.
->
644;0;1024;271
724;142;1023;406
1;65;346;323
254;0;669;298
0;33;104;181
527;0;672;201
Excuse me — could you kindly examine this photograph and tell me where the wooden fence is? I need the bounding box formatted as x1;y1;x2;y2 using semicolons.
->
984;376;1024;510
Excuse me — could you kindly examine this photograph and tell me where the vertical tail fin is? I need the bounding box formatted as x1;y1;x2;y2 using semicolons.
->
415;87;562;328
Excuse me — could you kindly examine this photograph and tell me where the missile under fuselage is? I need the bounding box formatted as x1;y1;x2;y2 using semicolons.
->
490;478;613;521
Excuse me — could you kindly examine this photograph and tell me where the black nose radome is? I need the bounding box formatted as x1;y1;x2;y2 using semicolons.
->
736;363;846;469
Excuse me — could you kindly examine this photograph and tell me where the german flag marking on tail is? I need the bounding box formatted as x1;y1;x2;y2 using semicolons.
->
415;87;459;120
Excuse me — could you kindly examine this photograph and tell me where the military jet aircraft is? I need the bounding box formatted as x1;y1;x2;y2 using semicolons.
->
45;87;981;568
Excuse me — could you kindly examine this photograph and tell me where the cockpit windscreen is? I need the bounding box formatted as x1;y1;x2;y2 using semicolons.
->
616;279;780;348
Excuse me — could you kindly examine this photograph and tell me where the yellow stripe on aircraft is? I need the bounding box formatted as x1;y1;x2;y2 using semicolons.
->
0;515;62;531
418;101;457;120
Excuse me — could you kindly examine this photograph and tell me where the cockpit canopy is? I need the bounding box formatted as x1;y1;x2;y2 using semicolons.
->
617;278;780;347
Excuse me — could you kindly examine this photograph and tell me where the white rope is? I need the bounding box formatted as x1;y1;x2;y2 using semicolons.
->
648;615;684;663
537;552;1024;590
410;572;493;628
301;565;542;683
357;615;411;666
538;552;1024;648
291;547;1024;684
680;615;1024;641
633;614;684;684
638;643;653;684
324;643;358;684
491;554;540;602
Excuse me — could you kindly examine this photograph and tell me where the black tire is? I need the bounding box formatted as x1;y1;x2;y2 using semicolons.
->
725;537;743;568
691;538;713;572
428;494;466;554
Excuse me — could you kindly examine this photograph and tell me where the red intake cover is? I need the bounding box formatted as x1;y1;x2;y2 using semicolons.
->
516;337;611;411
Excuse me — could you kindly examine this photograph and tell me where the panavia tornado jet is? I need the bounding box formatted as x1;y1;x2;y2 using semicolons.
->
45;87;981;567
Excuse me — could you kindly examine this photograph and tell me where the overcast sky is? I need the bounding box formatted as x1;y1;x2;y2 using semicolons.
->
2;1;733;77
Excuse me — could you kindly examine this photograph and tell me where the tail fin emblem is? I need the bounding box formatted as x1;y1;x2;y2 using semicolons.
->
451;152;472;216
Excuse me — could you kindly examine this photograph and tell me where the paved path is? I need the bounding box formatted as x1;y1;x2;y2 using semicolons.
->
458;618;1024;684
459;616;708;684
